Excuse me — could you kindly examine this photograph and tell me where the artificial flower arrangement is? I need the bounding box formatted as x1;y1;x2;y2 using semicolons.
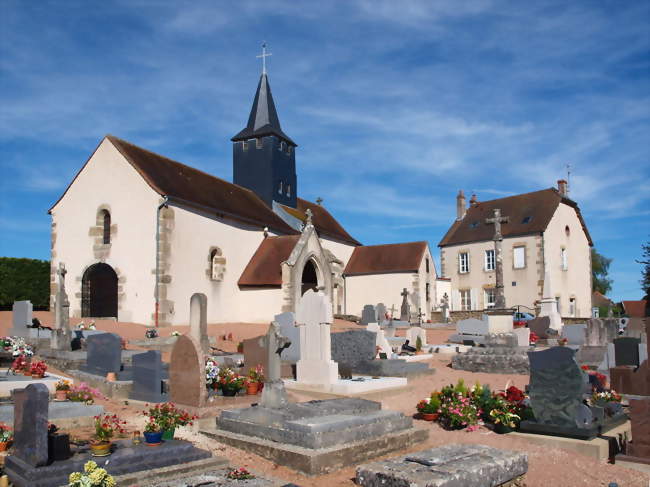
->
11;355;28;373
30;360;48;377
226;468;255;480
205;359;220;389
0;422;13;447
0;337;13;349
247;364;265;384
529;331;539;344
416;393;441;416
55;379;72;391
581;365;608;392
591;390;622;405
77;322;86;330
68;460;116;487
489;407;521;430
171;331;181;337
217;367;246;395
68;382;106;404
88;321;97;330
9;336;34;357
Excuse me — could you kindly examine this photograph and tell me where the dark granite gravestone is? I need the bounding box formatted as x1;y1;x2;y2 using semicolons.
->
80;332;122;377
129;351;169;403
376;303;387;324
331;330;376;368
528;316;551;339
613;337;641;366
360;305;377;325
13;383;49;467
610;319;650;396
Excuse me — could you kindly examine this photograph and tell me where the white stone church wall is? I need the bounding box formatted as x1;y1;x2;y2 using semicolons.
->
320;237;356;267
50;138;160;323
166;205;283;324
344;273;414;318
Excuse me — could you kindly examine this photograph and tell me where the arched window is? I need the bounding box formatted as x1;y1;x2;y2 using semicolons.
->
101;210;111;244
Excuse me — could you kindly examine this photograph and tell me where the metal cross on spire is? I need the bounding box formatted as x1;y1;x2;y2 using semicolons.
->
257;42;272;75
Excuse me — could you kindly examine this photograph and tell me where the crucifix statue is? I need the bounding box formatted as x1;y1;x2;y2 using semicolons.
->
485;208;509;309
260;320;291;409
400;288;410;321
52;262;71;350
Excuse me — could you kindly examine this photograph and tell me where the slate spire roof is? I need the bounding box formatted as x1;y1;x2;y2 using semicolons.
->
231;74;296;146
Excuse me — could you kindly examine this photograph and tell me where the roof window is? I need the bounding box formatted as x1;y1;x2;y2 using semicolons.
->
522;216;532;224
469;221;479;229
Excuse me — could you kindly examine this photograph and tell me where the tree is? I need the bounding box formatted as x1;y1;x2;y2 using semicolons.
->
0;257;51;309
591;248;613;295
638;240;650;299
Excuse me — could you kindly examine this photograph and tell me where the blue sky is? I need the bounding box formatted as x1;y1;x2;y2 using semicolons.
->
1;0;648;302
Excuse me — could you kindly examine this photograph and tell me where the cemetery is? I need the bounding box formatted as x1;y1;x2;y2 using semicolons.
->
2;5;649;485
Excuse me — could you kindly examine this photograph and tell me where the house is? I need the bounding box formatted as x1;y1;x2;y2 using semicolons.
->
622;300;648;318
438;182;593;317
48;72;438;325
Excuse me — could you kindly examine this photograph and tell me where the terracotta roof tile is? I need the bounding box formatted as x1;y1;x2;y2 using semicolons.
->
622;300;647;318
438;188;592;247
295;199;361;246
238;235;300;287
344;241;428;276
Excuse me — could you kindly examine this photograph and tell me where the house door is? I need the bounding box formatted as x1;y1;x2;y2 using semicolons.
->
81;263;118;318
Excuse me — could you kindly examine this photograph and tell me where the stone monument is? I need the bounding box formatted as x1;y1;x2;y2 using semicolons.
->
399;288;410;322
12;383;49;467
538;268;563;332
360;305;377;326
129;350;168;403
189;293;210;354
485;208;509;309
170;335;207;409
375;303;388;325
9;300;33;337
295;289;338;386
51;262;72;351
260;320;291;408
440;293;450;323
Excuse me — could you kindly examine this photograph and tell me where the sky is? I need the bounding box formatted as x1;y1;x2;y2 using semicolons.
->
1;0;648;302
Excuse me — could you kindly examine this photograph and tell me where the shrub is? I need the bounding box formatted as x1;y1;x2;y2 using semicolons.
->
0;257;50;309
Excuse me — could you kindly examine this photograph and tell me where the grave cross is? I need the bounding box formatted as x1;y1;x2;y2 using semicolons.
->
416;307;425;325
400;288;410;321
485;208;509;309
389;304;396;325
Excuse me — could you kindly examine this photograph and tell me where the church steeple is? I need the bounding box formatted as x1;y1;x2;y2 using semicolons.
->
232;51;297;208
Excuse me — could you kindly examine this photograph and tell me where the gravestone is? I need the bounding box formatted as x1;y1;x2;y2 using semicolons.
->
129;351;168;403
12;383;49;467
456;317;489;336
331;330;377;368
406;327;427;349
528;316;551;339
610;320;650;396
10;300;33;337
538;268;562;331
513;327;531;347
613;337;641;366
295;289;338;386
585;318;618;346
81;333;122;377
189;293;210;354
440;293;450;323
562;324;586;346
376;303;387;325
51;263;72;351
625;398;650;460
367;322;391;355
623;318;646;339
360;305;377;326
260;320;291;408
170;335;207;408
276;312;300;363
243;331;268;373
399;288;410;321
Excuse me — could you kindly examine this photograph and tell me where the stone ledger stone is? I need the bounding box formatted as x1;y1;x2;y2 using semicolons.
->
170;335;206;408
585;318;618;346
452;333;529;374
13;383;49;467
355;444;528;487
331;330;377;368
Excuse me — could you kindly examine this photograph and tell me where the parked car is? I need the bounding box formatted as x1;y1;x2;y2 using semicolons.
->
513;312;535;327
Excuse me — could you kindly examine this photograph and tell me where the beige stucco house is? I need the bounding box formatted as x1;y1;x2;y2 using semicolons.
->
48;73;437;326
438;182;593;317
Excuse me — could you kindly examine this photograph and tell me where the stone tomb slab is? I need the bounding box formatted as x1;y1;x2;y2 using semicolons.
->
284;376;407;395
206;398;427;475
5;439;215;487
355;444;528;487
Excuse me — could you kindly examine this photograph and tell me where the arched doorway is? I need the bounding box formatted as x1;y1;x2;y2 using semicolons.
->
301;260;319;296
81;263;118;317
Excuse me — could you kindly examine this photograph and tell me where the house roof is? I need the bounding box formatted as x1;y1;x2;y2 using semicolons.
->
438;188;593;247
592;291;614;308
231;74;296;146
344;241;428;276
622;300;647;318
278;200;361;246
238;235;300;287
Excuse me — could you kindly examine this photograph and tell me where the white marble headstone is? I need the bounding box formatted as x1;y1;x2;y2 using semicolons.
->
366;322;391;355
512;327;530;347
456;317;489;336
10;300;33;337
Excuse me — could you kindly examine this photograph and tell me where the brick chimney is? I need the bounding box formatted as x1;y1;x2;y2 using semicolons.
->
557;179;568;197
456;190;466;220
469;193;478;206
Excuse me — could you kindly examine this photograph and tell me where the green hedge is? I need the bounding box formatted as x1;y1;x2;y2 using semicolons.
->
0;257;51;309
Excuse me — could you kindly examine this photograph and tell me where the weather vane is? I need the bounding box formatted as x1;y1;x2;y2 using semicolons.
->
257;42;272;75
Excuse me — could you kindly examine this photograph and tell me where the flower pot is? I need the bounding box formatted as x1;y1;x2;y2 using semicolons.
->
55;390;68;401
246;383;258;395
210;382;219;390
493;423;514;434
23;369;31;376
0;441;10;452
222;388;238;397
421;413;438;421
162;428;175;441
32;374;45;379
90;441;112;456
106;372;117;382
143;431;163;446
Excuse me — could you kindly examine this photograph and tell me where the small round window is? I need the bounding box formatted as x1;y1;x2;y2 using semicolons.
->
565;225;570;236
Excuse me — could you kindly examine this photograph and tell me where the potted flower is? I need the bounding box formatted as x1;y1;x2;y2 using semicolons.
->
529;331;539;346
416;393;441;421
143;402;196;441
90;414;126;456
11;355;28;374
143;417;163;446
55;380;72;401
415;336;423;355
0;422;13;451
226;468;255;480
68;382;106;404
30;360;48;379
206;359;220;390
489;408;520;434
246;365;264;395
68;460;116;487
217;367;245;396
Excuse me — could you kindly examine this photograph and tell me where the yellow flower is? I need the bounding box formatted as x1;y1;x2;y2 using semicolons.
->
84;460;98;473
104;475;116;487
69;471;82;483
89;468;106;484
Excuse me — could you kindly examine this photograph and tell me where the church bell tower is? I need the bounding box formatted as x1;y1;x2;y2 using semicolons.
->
232;58;297;208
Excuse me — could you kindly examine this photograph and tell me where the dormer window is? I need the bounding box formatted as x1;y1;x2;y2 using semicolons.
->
278;181;283;194
256;138;263;149
522;216;532;224
286;184;291;197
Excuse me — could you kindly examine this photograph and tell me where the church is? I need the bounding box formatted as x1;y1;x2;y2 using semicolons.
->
48;72;441;326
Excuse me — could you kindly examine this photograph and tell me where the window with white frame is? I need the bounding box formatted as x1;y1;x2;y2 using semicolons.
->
561;247;568;270
484;249;495;271
460;289;472;311
484;288;496;308
459;252;469;274
555;296;561;314
513;246;526;269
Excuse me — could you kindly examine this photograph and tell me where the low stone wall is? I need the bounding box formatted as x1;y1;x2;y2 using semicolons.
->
562;317;591;325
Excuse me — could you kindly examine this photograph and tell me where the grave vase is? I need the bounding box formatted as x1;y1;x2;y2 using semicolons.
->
222;388;237;397
494;423;514;435
143;431;163;446
89;440;112;456
422;413;438;421
162;428;175;441
0;441;10;452
55;390;68;401
246;382;259;395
